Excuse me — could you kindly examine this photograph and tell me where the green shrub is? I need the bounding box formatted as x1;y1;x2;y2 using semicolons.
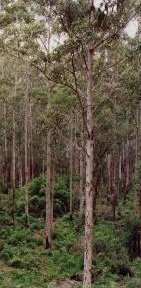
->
1;245;16;261
6;228;30;245
0;227;9;239
11;268;47;287
26;236;43;246
132;258;141;278
52;217;77;248
0;212;12;225
16;201;25;216
54;176;70;216
125;279;141;288
94;221;119;254
29;175;46;196
9;257;24;268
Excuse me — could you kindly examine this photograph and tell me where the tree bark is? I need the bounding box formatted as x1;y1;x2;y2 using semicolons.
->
12;110;16;223
125;137;130;197
45;3;52;249
107;153;111;196
79;124;85;219
51;160;55;226
45;129;52;249
83;44;94;288
4;102;8;192
70;123;73;215
24;60;30;227
29;99;34;179
118;146;122;195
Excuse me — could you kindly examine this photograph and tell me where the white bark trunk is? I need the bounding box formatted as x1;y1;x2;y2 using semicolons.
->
45;3;52;248
83;44;94;288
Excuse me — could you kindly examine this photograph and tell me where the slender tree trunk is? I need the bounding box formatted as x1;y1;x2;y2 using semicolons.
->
83;44;94;288
107;153;111;196
125;137;130;196
111;154;116;220
4;102;8;192
70;123;73;215
24;61;30;227
122;141;125;191
12;110;16;223
29;99;34;179
79;125;85;219
118;146;122;195
42;138;45;175
18;133;23;188
45;129;52;249
19;157;23;187
136;108;139;165
45;3;53;249
51;160;55;226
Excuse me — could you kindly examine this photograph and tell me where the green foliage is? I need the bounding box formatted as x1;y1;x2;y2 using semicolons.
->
23;22;45;39
1;176;141;288
5;175;70;219
29;175;46;196
125;279;141;288
0;215;82;287
1;208;141;287
27;175;70;217
0;210;12;226
54;176;70;216
53;216;77;247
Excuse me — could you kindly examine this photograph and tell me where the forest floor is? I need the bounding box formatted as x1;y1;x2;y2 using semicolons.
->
1;186;141;288
1;212;141;288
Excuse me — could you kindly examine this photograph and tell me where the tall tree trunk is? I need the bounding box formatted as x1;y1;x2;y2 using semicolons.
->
24;61;30;227
29;99;34;179
79;125;85;219
125;137;130;197
45;129;52;249
135;102;141;165
107;153;111;196
118;146;122;195
83;44;94;288
51;159;55;226
111;153;117;220
70;123;73;215
42;138;45;175
122;141;125;191
45;3;53;249
19;154;23;188
12;110;16;223
4;102;8;192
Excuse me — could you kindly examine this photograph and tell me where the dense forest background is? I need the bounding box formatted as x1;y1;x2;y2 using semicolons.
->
1;0;141;287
